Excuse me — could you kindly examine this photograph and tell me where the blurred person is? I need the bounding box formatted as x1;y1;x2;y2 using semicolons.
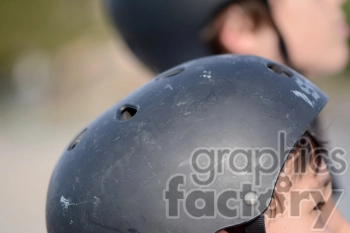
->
46;55;350;233
104;0;349;79
104;0;349;192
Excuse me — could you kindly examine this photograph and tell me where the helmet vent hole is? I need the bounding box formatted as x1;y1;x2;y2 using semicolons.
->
267;64;292;78
156;67;185;80
68;128;87;151
119;105;137;121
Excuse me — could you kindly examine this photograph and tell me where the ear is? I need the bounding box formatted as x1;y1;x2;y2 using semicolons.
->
217;5;257;54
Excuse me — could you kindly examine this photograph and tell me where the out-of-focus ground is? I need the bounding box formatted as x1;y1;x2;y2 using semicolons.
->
0;38;151;233
0;3;151;231
0;1;350;233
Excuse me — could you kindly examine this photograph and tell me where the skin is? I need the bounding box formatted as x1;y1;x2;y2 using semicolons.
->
264;158;350;233
217;4;285;63
217;0;349;78
268;0;349;77
219;146;350;233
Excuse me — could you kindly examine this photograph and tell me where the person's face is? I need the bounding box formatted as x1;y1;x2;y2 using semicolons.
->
219;145;350;233
264;158;350;233
269;0;349;77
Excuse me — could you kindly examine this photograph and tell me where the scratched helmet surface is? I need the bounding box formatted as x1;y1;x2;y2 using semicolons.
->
46;55;327;233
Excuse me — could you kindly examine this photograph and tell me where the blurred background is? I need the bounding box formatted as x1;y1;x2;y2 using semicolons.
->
0;0;350;232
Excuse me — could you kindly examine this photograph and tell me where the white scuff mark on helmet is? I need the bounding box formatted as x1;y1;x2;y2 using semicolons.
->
93;196;101;207
201;70;212;79
291;90;314;108
165;84;173;90
143;155;153;169
176;101;188;106
60;196;87;212
260;96;271;105
60;196;72;211
92;196;101;219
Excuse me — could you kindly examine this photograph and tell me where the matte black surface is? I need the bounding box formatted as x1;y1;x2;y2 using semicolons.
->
104;0;241;72
46;55;327;233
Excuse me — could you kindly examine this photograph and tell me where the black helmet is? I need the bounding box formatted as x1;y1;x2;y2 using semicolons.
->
46;55;327;232
103;0;289;73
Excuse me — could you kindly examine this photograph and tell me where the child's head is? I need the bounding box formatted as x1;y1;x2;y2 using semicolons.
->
220;131;350;232
105;0;349;77
46;55;349;233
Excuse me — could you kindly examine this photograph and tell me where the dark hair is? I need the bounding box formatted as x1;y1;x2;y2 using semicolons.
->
222;130;328;232
267;130;328;219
